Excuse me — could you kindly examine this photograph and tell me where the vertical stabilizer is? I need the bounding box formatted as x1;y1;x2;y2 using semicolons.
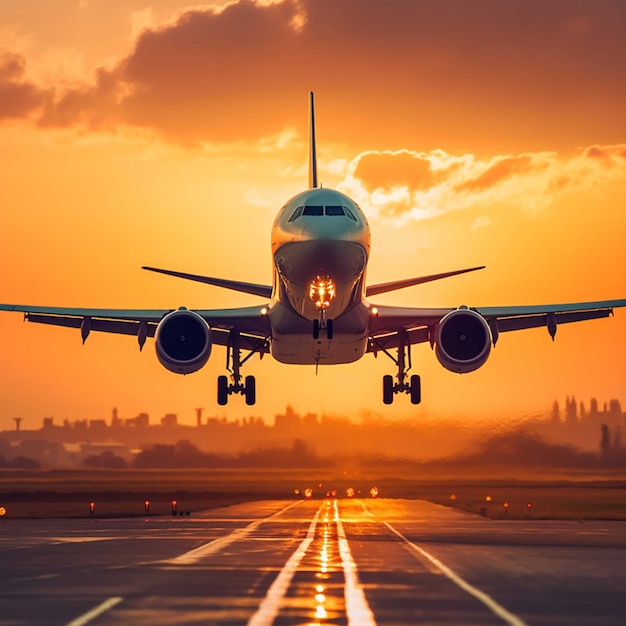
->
308;91;318;189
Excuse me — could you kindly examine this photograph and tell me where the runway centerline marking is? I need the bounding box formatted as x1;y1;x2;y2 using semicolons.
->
335;501;377;626
248;500;377;626
65;596;123;626
167;501;302;565
246;508;321;626
384;522;529;626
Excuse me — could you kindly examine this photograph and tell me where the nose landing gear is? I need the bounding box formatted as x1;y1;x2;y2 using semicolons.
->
312;312;333;340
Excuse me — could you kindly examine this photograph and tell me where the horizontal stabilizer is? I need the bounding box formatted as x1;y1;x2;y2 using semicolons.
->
366;266;485;297
142;266;272;299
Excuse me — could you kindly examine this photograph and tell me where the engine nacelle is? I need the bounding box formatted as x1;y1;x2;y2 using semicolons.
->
155;309;212;374
435;307;492;374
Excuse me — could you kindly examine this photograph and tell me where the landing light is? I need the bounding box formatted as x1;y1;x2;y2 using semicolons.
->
309;275;336;310
260;307;268;316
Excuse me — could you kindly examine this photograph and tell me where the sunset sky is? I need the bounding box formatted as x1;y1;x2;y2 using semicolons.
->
1;0;625;429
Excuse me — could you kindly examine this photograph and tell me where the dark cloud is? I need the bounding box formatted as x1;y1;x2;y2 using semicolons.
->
0;50;45;120
2;0;626;149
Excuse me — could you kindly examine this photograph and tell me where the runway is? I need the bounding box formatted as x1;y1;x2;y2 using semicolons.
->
2;498;625;625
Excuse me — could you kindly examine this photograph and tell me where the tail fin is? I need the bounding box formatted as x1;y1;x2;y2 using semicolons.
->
308;91;318;189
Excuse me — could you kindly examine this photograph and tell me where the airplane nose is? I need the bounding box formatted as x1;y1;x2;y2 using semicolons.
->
300;219;350;241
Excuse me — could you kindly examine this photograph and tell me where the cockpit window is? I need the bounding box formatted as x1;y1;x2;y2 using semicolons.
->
288;204;359;221
325;205;345;216
343;206;357;221
303;205;324;216
288;206;304;222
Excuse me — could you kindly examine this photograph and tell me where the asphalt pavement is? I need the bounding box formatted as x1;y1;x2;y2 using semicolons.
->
1;498;625;625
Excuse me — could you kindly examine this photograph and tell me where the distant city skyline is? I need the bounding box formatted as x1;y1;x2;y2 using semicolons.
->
2;396;625;469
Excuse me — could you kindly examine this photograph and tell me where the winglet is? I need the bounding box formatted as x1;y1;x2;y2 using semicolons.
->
309;91;318;189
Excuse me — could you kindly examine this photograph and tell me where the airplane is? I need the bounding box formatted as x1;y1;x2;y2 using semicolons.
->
1;92;625;407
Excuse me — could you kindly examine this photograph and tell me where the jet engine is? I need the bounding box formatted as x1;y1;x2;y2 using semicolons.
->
155;309;212;374
435;307;492;374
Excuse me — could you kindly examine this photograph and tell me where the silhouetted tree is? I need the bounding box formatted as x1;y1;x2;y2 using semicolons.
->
565;396;578;424
83;451;127;469
600;424;611;460
12;456;40;469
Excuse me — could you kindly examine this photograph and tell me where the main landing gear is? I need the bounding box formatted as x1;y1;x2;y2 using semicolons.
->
379;329;421;405
217;331;261;406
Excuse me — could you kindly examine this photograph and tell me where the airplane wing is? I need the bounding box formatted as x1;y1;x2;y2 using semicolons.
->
0;303;271;351
142;266;272;298
367;299;626;352
366;266;485;297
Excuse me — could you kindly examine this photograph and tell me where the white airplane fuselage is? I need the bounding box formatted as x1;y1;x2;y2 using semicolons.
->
269;187;372;365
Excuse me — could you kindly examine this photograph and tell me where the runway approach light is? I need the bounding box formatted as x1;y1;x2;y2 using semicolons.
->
504;502;509;514
370;487;379;498
346;487;355;498
485;495;492;502
89;502;95;515
450;493;457;501
172;500;177;515
527;502;533;512
144;500;150;513
304;488;313;499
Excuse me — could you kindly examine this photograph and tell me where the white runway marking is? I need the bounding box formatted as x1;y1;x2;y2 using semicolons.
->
335;501;377;626
384;522;529;626
246;509;321;626
168;501;301;565
248;500;377;626
66;596;123;626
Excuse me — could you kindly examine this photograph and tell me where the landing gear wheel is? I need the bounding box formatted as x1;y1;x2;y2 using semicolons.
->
382;375;394;405
410;374;421;405
313;319;320;339
326;318;334;340
217;375;229;406
244;375;256;406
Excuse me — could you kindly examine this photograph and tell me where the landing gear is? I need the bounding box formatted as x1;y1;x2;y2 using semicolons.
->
217;331;262;406
379;329;421;405
312;313;333;340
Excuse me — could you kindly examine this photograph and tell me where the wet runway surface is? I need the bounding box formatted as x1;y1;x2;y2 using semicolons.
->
2;498;626;625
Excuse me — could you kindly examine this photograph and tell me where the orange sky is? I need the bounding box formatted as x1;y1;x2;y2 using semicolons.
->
1;0;625;429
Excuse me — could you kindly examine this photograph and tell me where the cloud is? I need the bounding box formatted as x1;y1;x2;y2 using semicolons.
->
1;0;626;149
337;144;626;223
0;49;45;120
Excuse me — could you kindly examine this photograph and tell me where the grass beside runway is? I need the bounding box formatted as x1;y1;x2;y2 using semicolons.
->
1;467;625;520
